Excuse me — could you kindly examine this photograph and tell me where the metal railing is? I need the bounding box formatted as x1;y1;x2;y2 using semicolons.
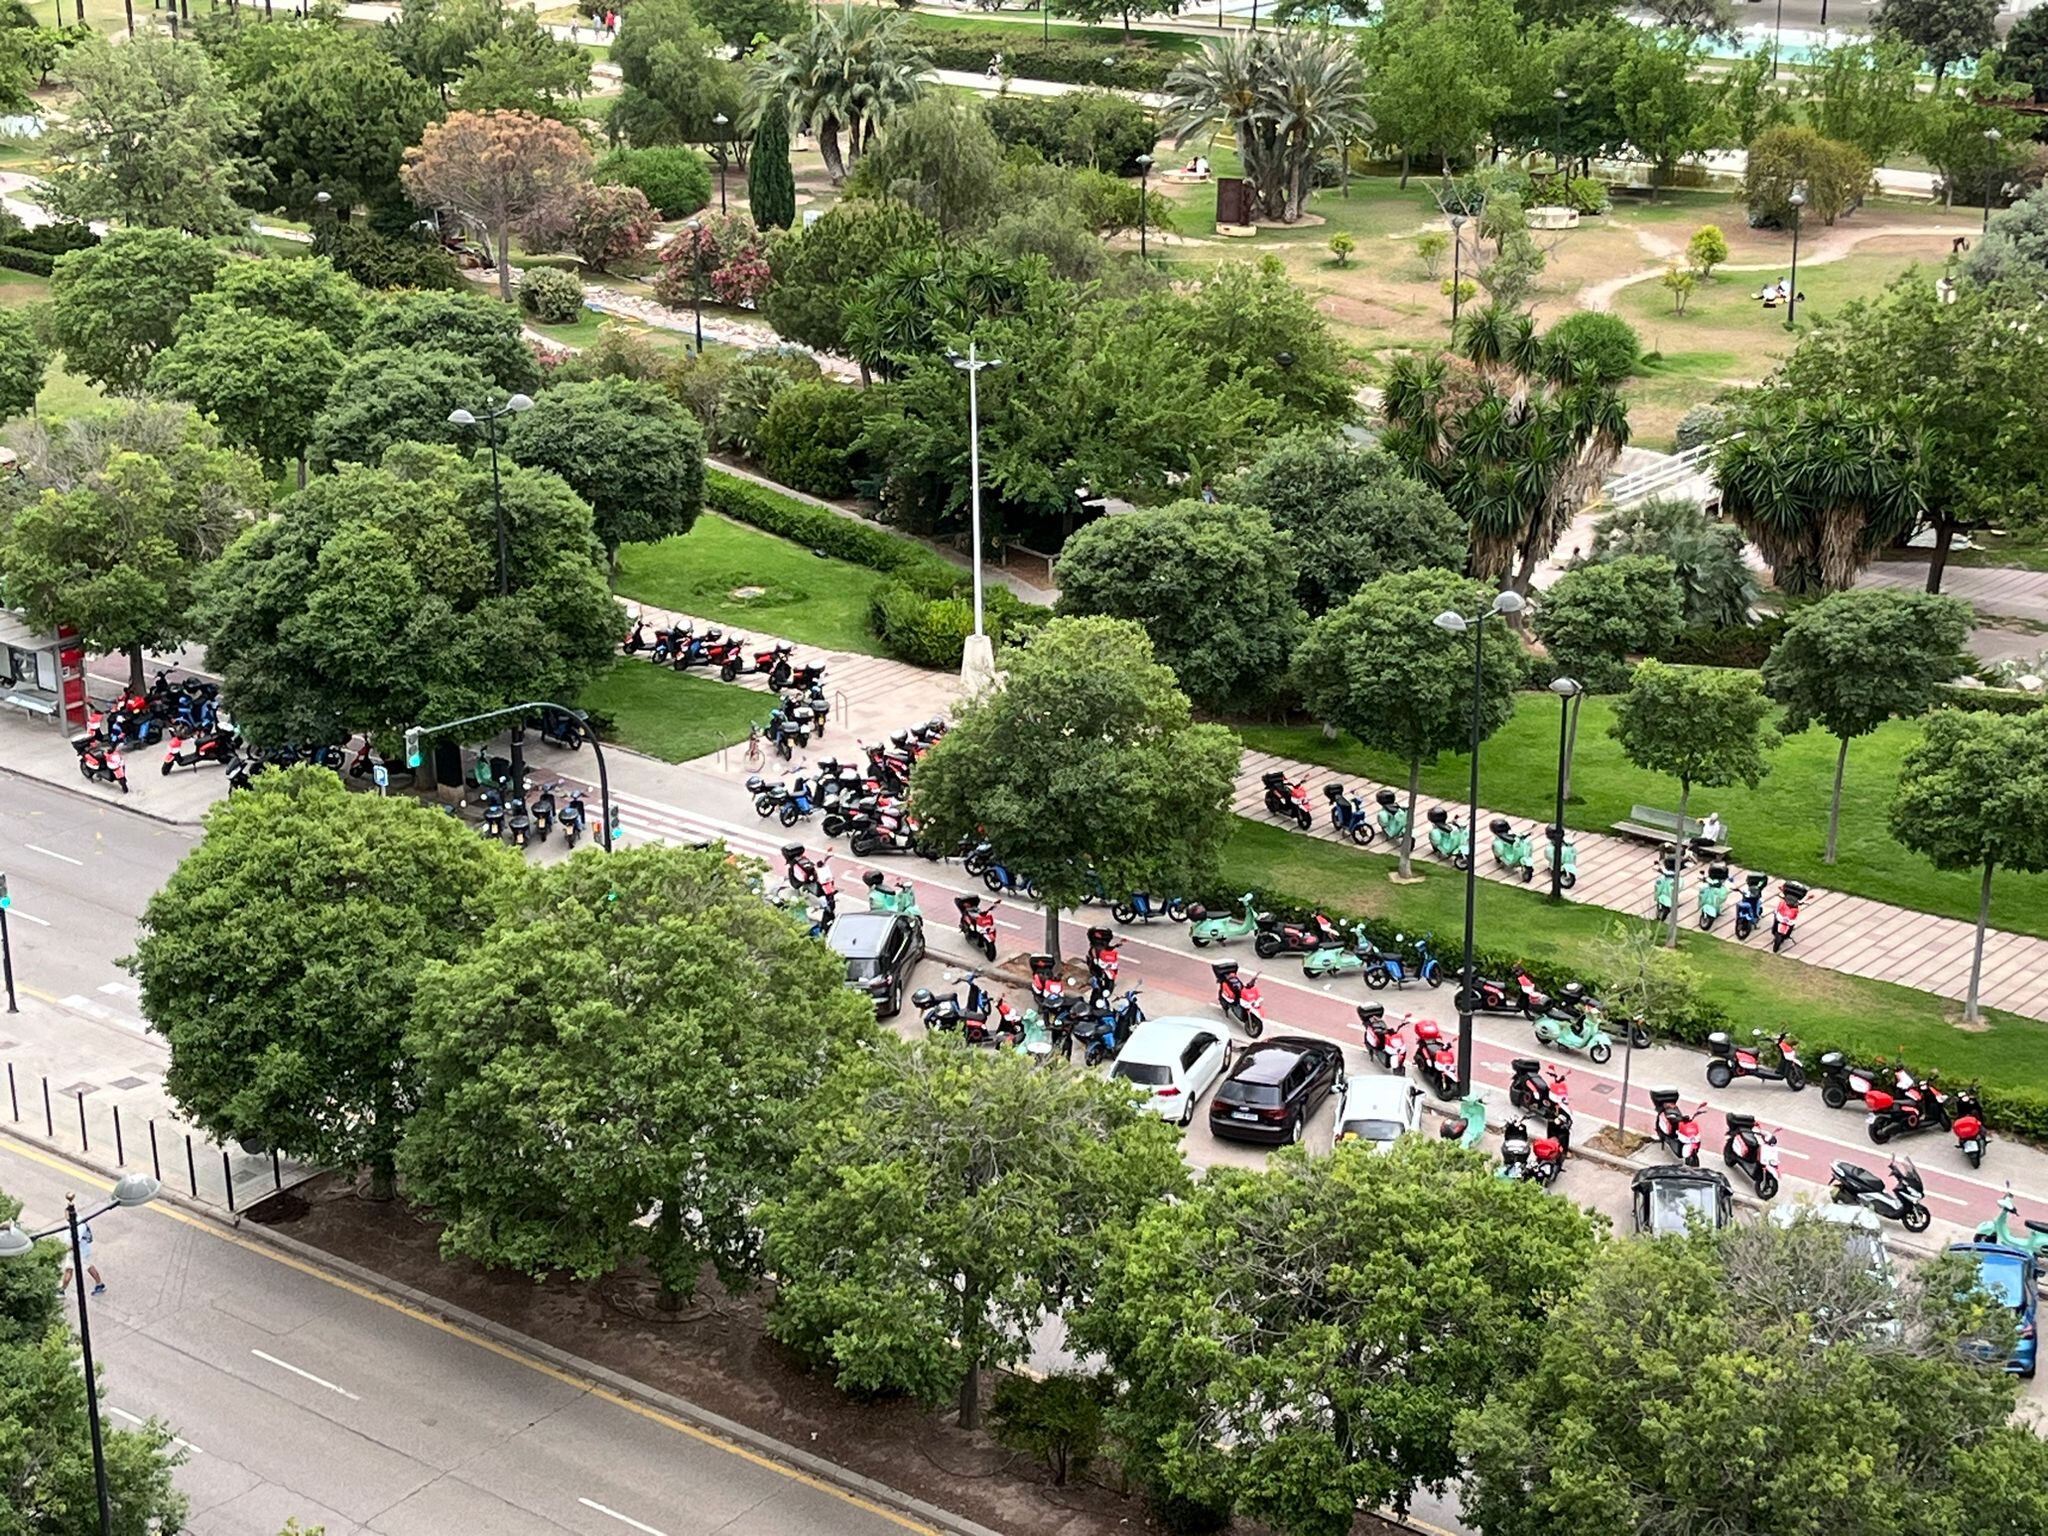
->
1602;441;1723;511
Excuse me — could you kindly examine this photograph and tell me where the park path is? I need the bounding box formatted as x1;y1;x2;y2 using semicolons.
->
1576;221;1977;312
1236;743;2048;1024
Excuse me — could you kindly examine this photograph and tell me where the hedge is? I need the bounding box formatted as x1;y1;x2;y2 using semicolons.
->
921;38;1176;91
7;221;96;257
704;467;948;577
1651;616;1789;669
1938;683;2048;716
0;245;54;276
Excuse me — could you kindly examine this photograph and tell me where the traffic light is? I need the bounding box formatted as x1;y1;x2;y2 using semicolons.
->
0;872;9;909
404;728;422;768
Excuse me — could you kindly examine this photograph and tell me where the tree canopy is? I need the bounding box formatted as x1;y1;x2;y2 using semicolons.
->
1531;554;1684;692
355;287;542;394
0;308;48;424
49;230;226;395
308;347;496;470
400;108;591;300
148;309;344;479
1873;0;1998;80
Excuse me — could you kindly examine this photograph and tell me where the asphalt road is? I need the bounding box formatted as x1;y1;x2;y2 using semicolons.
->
0;1137;936;1536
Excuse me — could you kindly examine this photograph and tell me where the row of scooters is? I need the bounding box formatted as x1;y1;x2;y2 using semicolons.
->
622;620;826;693
747;721;952;856
1654;857;1808;949
1263;773;1580;889
468;777;608;849
915;938;1146;1068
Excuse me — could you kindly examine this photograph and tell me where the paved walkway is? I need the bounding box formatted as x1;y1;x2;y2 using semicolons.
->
1237;744;2048;1023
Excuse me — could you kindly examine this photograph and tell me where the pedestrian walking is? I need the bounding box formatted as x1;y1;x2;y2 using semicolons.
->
60;1217;106;1296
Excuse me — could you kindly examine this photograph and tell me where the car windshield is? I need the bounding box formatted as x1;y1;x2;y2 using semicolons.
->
1976;1255;2028;1308
1651;1184;1719;1231
1112;1062;1172;1087
844;956;882;981
1220;1082;1283;1107
1341;1118;1403;1142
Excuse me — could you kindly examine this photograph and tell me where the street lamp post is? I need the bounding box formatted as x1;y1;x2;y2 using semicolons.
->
947;341;1002;691
1784;186;1805;331
1136;153;1152;261
1983;127;2003;233
0;1174;162;1536
448;393;535;789
1448;211;1466;330
1552;88;1568;178
683;217;705;353
0;870;15;1012
1547;677;1582;903
1432;589;1527;1093
1771;0;1784;77
713;112;730;214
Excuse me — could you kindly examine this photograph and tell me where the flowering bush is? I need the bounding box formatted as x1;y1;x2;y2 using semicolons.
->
653;213;771;311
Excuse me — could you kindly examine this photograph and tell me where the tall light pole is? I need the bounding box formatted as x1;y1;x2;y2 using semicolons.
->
1552;88;1568;178
1983;127;2003;233
1784;186;1805;331
0;1174;163;1536
1547;676;1581;903
448;393;535;789
683;217;705;353
1448;211;1466;331
1771;0;1784;77
947;341;1002;690
1433;590;1525;1093
713;112;730;214
0;870;15;1012
1136;153;1152;261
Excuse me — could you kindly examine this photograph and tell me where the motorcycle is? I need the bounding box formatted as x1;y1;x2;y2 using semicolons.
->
1362;933;1442;991
1705;1029;1807;1092
161;730;236;775
1455;973;1523;1016
1544;824;1578;890
1303;921;1375;980
73;737;128;792
531;781;558;841
782;844;830;900
1111;891;1188;924
1489;819;1536;883
1357;1003;1408;1072
1412;1018;1461;1100
1509;1058;1570;1117
1864;1075;1988;1165
1374;788;1410;846
1696;863;1732;930
560;790;588;848
1188;893;1261;949
1830;1158;1931;1233
1770;881;1809;953
1723;1112;1781;1200
955;894;999;960
1650;1088;1704;1166
1425;807;1470;869
1324;783;1376;845
864;870;919;916
1533;1007;1614;1065
1819;1052;1892;1112
1732;872;1770;941
1441;1092;1486;1149
1262;770;1314;830
1212;961;1266;1037
1974;1184;2048;1257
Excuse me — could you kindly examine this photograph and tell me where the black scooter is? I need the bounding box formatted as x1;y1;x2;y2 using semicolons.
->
1829;1158;1931;1232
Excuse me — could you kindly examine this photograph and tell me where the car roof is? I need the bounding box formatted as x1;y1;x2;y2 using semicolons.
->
1119;1017;1217;1063
825;912;898;956
1339;1077;1415;1117
1953;1242;2036;1273
1232;1036;1328;1083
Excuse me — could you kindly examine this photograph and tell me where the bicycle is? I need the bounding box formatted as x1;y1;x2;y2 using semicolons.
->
742;722;764;770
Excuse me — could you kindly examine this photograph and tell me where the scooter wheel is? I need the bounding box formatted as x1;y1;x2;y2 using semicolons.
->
780;803;800;827
1560;872;1577;890
1784;1063;1806;1092
1363;969;1389;991
1454;988;1477;1014
1699;914;1713;930
1347;826;1371;846
1520;866;1533;884
160;761;172;776
1821;1084;1847;1110
1734;919;1752;940
1254;934;1281;959
1191;932;1211;948
1166;899;1189;921
984;870;1004;894
1112;903;1137;923
1868;1117;1895;1145
1903;1204;1932;1233
720;661;738;682
1629;1024;1652;1051
1453;855;1469;871
1755;1172;1779;1201
1706;1061;1733;1090
1772;931;1787;952
1243;1017;1263;1039
1590;1041;1613;1065
1966;1147;1983;1169
1295;810;1312;830
755;795;775;818
980;937;996;960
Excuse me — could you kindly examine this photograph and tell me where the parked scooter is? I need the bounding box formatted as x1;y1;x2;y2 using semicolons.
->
1705;1029;1807;1092
1262;770;1314;830
1188;893;1261;949
1544;824;1578;890
1509;1058;1570;1117
1412;1019;1461;1100
1066;987;1145;1065
723;640;793;684
1533;1007;1615;1065
955;894;999;960
782;844;830;900
1819;1052;1892;1111
73;737;128;792
559;790;589;848
1723;1112;1782;1200
1497;1117;1566;1185
531;781;559;841
1362;933;1442;991
1085;927;1121;994
1732;872;1770;940
161;730;236;775
1324;783;1377;845
1374;788;1410;846
1696;863;1733;931
1110;891;1188;924
1489;819;1536;883
1356;1004;1409;1072
1973;1185;2048;1257
1653;854;1680;924
1213;961;1266;1038
1454;973;1523;1016
864;870;919;915
1770;881;1809;953
1864;1074;1988;1165
982;852;1039;899
912;972;1019;1046
506;793;532;849
1830;1158;1931;1232
1425;807;1471;869
478;787;506;839
1440;1093;1486;1148
1650;1088;1704;1166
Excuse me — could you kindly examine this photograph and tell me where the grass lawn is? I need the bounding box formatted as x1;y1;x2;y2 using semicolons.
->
1224;818;2048;1102
578;658;765;764
1239;692;2048;939
1952;528;2048;575
0;268;48;309
903;11;1204;51
615;513;887;654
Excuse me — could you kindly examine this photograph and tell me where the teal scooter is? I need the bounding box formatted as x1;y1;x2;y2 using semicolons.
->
1425;807;1470;870
1489;819;1536;883
1534;1009;1615;1065
1545;825;1578;890
1303;921;1373;979
1696;862;1732;931
1975;1185;2048;1257
864;870;920;917
1189;892;1261;948
1439;1094;1486;1149
1652;855;1679;923
1374;788;1410;845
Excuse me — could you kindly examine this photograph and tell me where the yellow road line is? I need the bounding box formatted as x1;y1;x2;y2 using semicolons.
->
0;1137;942;1536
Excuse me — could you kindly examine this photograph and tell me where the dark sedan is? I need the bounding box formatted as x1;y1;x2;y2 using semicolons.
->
1208;1035;1346;1145
827;910;925;1019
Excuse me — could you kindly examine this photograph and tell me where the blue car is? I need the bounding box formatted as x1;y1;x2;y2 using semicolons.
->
1950;1243;2039;1379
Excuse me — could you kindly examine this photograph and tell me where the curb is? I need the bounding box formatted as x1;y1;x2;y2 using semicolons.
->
0;759;209;829
1;1125;1006;1536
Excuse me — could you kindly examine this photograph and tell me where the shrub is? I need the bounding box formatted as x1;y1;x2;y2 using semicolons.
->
0;246;54;276
1661;265;1696;315
1742;125;1871;227
312;221;462;291
519;266;587;324
704;467;945;574
1533;555;1683;691
872;581;976;667
1652;614;1789;668
1673;402;1733;452
984;91;1156;175
594;145;712;219
756;381;868;498
571;183;658;273
709;348;818;457
1416;230;1448;277
917;37;1176;91
654;214;770;310
7;220;97;257
1534;175;1610;215
1329;231;1356;266
1687;223;1729;277
1545;311;1640;385
990;1373;1106;1488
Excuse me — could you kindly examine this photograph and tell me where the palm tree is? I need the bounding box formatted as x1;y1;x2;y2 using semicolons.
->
754;5;928;184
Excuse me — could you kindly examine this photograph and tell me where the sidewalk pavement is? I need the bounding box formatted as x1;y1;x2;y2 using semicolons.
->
1238;745;2048;1024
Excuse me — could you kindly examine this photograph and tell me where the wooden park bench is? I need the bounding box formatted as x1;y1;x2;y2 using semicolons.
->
1611;803;1729;858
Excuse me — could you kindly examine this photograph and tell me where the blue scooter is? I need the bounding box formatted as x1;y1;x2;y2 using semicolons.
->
1060;987;1144;1065
1361;932;1443;991
1324;783;1377;845
1112;892;1189;923
1732;872;1770;940
983;854;1040;900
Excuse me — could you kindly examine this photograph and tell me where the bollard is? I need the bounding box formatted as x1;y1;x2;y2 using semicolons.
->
6;1062;14;1121
223;1151;236;1212
77;1092;87;1152
113;1105;124;1166
184;1134;197;1197
42;1077;51;1138
272;1150;282;1190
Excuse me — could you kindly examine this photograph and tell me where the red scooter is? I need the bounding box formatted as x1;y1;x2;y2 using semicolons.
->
1357;1003;1409;1072
1253;910;1337;959
1086;927;1122;992
955;895;999;960
1865;1073;1989;1166
1650;1088;1705;1166
1509;1058;1571;1117
1213;961;1266;1037
1705;1029;1807;1092
1028;953;1066;1015
161;729;237;775
74;737;128;792
1769;881;1809;953
1261;770;1313;830
1413;1019;1461;1099
722;641;792;684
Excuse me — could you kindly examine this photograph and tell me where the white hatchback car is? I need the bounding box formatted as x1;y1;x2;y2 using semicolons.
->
1111;1017;1230;1127
1331;1075;1423;1154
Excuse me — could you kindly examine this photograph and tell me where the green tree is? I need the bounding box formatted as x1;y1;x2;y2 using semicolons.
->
1799;37;1925;162
36;33;255;234
1662;264;1697;314
147;310;344;485
1762;588;1970;864
1077;1141;1600;1536
49;231;226;395
453;8;591;118
2007;3;2048;102
1054;501;1305;711
0;447;264;691
0;308;48;423
308;348;495;469
1610;27;1729;193
399;107;592;302
181;255;371;349
1224;432;1467;615
1584;497;1757;628
356;287;542;394
761;1037;1186;1429
1686;223;1728;276
691;0;803;52
846;93;1004;236
1915;86;2028;214
909;616;1239;955
763;198;941;359
1365;0;1517;184
503;377;706;575
751;3;929;183
195;444;620;749
381;0;507;106
1459;1218;2048;1536
401;845;873;1308
611;0;747;150
0;1188;61;1346
1610;660;1776;944
1532;555;1683;691
1293;568;1527;876
746;94;796;229
1889;709;2048;1021
1967;184;2048;286
1742;124;1873;227
133;769;514;1199
1873;0;1996;81
593;144;713;218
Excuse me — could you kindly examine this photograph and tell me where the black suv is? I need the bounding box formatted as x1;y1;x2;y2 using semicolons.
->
1208;1035;1346;1145
828;910;925;1019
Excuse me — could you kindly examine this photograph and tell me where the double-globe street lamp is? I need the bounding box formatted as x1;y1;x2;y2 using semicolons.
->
0;1174;164;1536
1984;126;2004;233
947;341;1002;691
448;393;535;787
1784;186;1806;331
1433;589;1526;1093
1548;676;1583;903
713;112;731;215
